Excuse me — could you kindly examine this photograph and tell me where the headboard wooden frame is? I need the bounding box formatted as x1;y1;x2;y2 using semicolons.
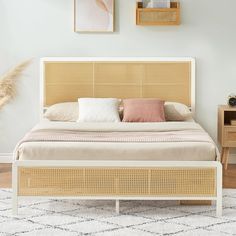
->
40;57;195;119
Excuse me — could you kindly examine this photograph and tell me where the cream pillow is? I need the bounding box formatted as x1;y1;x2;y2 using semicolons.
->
164;102;192;121
78;98;120;122
44;102;78;121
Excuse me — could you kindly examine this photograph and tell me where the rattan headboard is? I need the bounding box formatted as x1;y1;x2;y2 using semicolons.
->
40;57;195;117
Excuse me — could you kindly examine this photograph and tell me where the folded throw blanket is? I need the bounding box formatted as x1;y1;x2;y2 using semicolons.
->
20;129;213;144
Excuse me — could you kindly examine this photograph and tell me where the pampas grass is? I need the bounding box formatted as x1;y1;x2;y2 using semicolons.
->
0;60;31;109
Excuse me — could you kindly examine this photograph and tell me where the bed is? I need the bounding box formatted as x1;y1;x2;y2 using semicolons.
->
12;57;222;216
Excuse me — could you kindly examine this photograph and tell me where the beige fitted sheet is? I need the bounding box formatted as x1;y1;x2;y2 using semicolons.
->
17;121;218;161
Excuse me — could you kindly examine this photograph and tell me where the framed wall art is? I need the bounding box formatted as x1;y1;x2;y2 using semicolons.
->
74;0;115;33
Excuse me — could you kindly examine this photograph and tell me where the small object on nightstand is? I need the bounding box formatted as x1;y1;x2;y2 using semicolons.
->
228;94;236;107
218;105;236;170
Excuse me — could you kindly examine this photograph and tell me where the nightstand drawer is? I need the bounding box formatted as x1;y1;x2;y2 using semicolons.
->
224;128;236;146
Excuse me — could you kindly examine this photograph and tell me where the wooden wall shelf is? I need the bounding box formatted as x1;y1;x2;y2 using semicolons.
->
136;2;180;26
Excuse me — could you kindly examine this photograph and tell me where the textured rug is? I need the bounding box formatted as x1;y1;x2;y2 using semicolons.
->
1;189;236;236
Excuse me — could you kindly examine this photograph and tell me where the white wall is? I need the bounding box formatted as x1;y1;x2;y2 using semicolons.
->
0;0;236;159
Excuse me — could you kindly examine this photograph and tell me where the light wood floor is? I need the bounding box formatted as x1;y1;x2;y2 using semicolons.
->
1;163;236;188
0;164;12;188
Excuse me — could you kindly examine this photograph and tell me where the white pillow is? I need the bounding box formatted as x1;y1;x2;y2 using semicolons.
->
78;98;121;122
44;102;78;121
164;102;192;121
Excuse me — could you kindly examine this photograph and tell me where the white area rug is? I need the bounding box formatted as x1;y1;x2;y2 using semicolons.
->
0;189;236;236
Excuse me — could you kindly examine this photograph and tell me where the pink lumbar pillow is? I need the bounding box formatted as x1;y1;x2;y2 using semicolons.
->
122;99;166;122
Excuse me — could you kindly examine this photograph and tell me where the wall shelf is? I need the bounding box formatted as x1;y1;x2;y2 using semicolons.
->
136;1;180;26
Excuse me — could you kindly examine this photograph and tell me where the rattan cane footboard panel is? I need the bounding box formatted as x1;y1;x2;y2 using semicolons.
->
18;167;216;197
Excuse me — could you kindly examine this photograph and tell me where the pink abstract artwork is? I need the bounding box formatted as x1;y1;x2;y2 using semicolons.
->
74;0;114;32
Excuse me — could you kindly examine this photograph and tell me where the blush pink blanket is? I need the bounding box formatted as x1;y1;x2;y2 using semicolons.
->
20;129;213;144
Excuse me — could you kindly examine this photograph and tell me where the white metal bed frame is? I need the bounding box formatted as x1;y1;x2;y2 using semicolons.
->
12;57;222;217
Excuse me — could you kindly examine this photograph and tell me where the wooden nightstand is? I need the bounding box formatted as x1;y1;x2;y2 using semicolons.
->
218;105;236;170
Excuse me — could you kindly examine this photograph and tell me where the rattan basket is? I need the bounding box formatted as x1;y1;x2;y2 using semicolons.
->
136;2;180;26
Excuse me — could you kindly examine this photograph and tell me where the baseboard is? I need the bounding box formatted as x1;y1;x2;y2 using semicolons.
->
0;153;13;163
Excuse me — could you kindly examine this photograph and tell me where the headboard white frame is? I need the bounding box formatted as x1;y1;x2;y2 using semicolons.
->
40;57;195;120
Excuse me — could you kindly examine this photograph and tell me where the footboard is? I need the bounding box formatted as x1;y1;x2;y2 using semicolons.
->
18;167;216;197
12;161;222;216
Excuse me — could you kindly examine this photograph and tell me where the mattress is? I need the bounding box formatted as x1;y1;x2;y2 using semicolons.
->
16;121;218;161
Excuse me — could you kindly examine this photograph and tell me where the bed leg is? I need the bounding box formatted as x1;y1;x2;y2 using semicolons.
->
116;200;120;214
12;164;18;216
216;163;222;217
216;198;222;217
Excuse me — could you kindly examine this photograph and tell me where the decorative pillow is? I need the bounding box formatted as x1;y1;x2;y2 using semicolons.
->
44;102;78;121
122;99;165;122
164;102;192;121
78;98;120;122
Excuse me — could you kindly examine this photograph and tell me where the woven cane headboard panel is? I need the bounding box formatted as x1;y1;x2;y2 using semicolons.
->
41;57;195;114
